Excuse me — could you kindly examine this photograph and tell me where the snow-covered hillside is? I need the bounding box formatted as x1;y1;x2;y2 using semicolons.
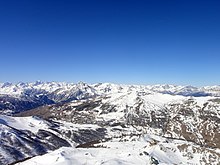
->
0;115;106;165
1;113;219;165
16;134;220;165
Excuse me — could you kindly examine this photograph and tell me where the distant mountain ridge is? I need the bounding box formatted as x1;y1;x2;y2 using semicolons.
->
0;81;220;114
1;81;220;96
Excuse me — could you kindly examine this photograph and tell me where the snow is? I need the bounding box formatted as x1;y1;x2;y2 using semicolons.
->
193;96;216;107
15;145;152;165
0;115;50;134
102;91;186;109
17;133;215;165
142;93;185;105
58;120;101;131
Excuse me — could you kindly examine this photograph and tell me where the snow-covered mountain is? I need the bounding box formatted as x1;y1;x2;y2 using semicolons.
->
1;81;220;97
0;81;220;115
0;81;98;114
0;81;220;164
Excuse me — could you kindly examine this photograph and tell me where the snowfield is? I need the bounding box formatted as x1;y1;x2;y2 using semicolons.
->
16;134;220;165
0;115;50;134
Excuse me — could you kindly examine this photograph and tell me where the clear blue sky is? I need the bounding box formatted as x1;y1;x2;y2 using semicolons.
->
0;0;219;86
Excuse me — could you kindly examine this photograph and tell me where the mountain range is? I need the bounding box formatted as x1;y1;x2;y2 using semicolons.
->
0;81;220;164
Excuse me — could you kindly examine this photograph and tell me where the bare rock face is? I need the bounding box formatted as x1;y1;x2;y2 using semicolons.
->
164;98;220;149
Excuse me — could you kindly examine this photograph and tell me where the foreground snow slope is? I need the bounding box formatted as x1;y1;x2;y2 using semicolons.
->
16;134;220;165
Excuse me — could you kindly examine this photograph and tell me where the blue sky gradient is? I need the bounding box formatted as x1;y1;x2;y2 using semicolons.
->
0;0;220;86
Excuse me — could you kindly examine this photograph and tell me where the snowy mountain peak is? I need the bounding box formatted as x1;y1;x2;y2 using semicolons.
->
0;81;219;97
1;82;13;88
